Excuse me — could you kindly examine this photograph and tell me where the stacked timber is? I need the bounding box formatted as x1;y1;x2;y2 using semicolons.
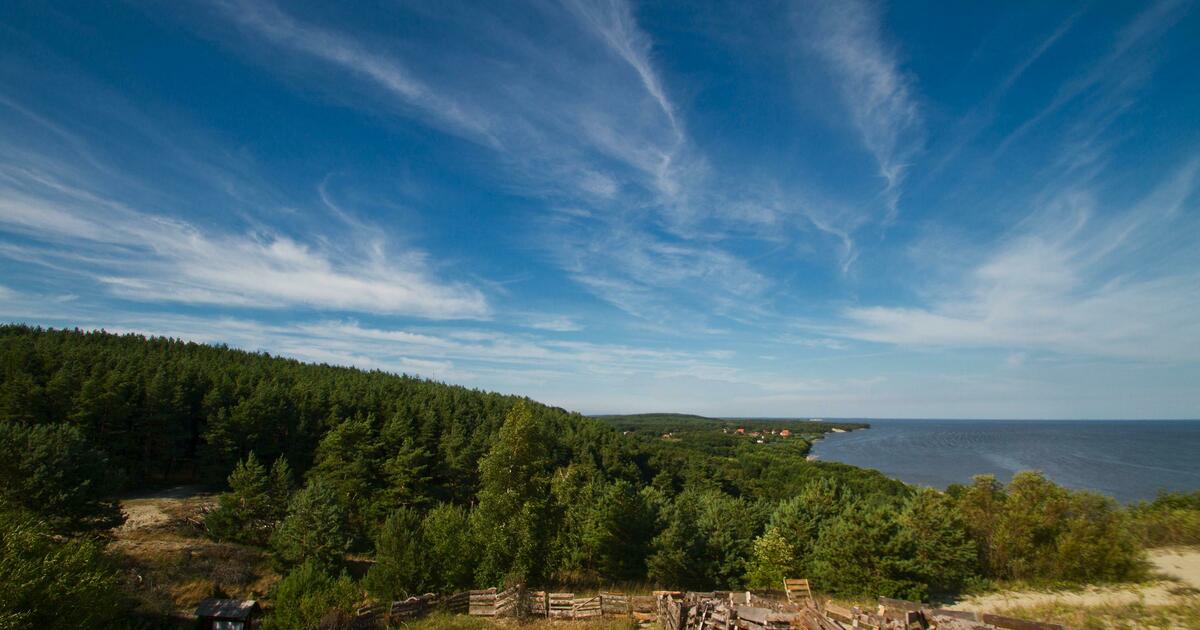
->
349;583;1066;629
631;595;658;626
467;588;497;616
600;592;631;616
734;605;801;630
438;591;469;615
656;591;688;630
528;591;549;616
494;585;523;618
572;595;602;619
688;597;735;630
548;592;575;618
387;594;433;620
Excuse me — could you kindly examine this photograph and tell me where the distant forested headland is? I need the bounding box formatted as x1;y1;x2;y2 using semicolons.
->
3;325;1200;628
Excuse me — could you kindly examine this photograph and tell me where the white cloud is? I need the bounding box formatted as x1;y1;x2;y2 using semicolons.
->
804;0;922;222
525;316;584;333
217;0;495;144
0;168;488;319
841;162;1200;361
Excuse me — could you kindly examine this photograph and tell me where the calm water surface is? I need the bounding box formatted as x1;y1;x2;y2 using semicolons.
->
808;419;1200;503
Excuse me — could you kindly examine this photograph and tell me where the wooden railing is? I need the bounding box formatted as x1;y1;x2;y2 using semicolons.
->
351;582;1065;630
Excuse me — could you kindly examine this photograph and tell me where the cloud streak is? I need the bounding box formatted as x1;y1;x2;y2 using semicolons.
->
0;165;488;319
805;0;923;223
841;161;1200;361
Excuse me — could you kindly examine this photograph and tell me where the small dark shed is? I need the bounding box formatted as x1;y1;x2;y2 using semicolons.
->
195;599;262;630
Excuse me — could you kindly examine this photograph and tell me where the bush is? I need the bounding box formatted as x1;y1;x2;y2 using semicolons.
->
809;501;922;599
744;527;796;590
263;560;360;630
0;509;126;629
421;503;476;593
895;489;978;596
953;472;1143;585
1129;491;1200;547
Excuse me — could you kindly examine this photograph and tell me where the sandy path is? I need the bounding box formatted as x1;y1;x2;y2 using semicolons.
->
949;548;1200;612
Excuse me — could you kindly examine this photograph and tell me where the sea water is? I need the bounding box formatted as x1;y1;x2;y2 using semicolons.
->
808;419;1200;503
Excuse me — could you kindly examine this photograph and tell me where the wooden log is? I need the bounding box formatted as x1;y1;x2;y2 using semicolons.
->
980;613;1065;630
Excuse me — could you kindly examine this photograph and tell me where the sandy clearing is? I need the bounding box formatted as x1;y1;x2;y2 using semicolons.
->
949;548;1200;612
117;500;172;533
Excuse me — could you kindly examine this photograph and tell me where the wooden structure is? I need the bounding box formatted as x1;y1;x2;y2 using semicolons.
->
784;578;814;605
344;582;1066;630
195;599;261;630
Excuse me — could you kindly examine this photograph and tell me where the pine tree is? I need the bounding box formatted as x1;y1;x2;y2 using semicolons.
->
207;452;276;545
0;509;125;629
0;421;124;533
364;508;426;600
271;479;352;569
472;401;554;586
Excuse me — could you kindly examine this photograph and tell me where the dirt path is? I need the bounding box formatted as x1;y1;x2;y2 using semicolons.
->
949;548;1200;612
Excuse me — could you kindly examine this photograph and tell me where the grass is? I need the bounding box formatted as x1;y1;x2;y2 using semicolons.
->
112;491;281;621
992;597;1200;630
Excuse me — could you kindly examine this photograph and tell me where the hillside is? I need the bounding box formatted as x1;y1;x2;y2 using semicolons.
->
3;326;1200;628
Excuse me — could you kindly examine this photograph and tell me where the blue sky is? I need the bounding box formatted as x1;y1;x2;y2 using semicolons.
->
2;1;1198;418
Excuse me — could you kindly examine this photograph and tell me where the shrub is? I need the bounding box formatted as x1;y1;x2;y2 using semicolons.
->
263;560;360;630
0;509;125;629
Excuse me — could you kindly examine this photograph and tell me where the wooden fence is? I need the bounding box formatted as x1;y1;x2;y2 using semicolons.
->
352;584;1065;630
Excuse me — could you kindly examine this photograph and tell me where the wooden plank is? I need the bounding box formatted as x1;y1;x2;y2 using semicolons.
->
736;606;775;624
980;613;1065;630
823;602;854;622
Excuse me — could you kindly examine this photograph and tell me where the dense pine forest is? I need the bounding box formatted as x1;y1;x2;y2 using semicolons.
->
3;325;1200;628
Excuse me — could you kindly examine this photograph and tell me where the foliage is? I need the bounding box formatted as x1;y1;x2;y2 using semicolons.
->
263;559;360;630
949;472;1143;585
0;420;124;533
207;452;294;545
364;508;426;600
895;489;978;596
0;509;125;629
421;503;476;593
271;479;353;569
648;488;763;590
744;527;796;590
1129;490;1200;547
809;501;920;599
0;326;1180;600
473;401;554;586
765;479;847;576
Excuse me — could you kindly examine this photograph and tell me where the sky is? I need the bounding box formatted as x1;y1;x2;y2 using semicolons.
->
1;1;1198;419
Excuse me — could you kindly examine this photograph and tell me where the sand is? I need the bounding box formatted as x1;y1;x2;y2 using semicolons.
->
948;548;1200;612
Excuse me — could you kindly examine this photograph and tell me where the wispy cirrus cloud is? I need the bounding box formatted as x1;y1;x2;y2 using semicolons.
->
841;160;1200;361
803;0;923;223
206;0;782;326
0;164;488;319
215;0;496;144
995;0;1190;162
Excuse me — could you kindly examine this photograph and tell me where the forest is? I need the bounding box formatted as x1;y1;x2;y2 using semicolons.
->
2;325;1199;629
